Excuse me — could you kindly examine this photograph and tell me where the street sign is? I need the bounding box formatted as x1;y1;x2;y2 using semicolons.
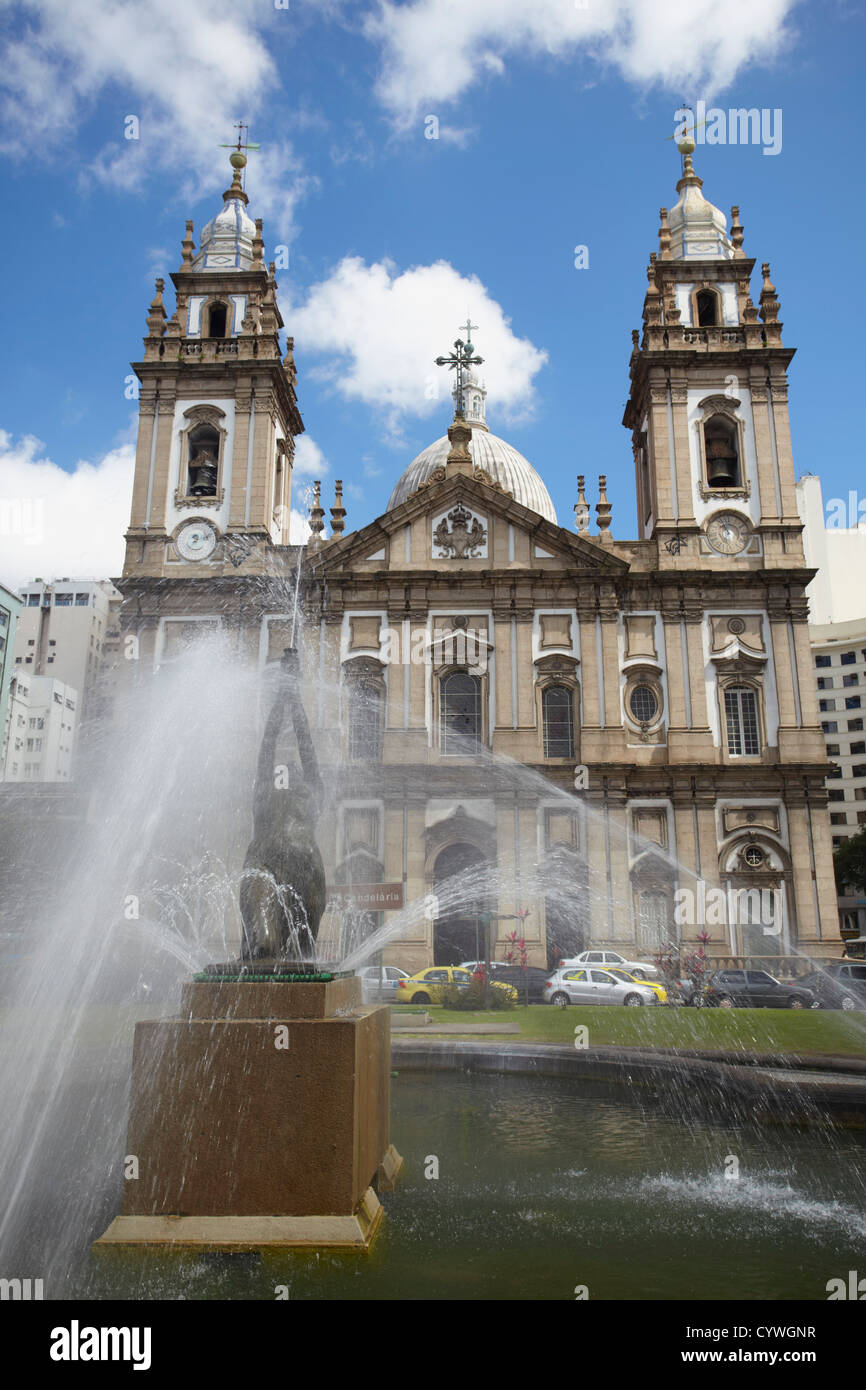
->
327;883;404;911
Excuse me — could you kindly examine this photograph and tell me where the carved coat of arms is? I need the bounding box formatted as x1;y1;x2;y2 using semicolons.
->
433;503;487;559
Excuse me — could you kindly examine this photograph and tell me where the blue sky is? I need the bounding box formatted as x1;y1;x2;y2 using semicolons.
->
1;0;864;584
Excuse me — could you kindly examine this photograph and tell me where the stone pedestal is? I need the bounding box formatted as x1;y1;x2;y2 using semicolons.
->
95;977;402;1250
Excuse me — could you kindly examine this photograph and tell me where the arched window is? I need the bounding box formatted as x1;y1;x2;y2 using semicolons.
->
542;685;574;758
695;289;719;327
704;416;740;489
207;302;228;338
186;423;220;496
348;683;383;760
724;685;761;756
441;672;482;754
638;890;671;953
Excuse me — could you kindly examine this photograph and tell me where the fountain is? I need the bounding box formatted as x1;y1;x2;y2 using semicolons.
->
0;632;863;1298
93;645;402;1252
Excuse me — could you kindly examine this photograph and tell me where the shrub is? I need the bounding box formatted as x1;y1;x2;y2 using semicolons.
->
441;977;515;1011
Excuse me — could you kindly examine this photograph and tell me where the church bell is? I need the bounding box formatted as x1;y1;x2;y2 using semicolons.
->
705;424;739;487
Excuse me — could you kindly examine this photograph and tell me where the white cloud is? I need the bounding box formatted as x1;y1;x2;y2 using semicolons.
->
0;431;133;591
0;0;313;240
289;257;547;444
289;509;313;545
293;435;330;479
366;0;798;128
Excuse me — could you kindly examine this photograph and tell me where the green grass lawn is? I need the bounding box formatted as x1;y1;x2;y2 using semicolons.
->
399;1003;866;1057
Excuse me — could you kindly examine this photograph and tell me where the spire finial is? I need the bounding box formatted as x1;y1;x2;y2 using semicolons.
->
730;205;744;255
218;122;261;207
308;480;325;550
574;475;589;533
329;480;346;537
181;220;195;266
145;279;167;338
596;474;612;543
435;325;483;420
658;207;671;259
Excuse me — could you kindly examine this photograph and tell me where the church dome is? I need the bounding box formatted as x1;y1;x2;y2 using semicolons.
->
387;427;557;523
668;153;732;261
192;160;257;271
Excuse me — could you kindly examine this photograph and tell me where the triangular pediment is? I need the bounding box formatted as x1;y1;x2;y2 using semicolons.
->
307;472;629;574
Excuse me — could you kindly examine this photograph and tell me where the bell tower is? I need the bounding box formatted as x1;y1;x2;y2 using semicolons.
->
122;147;303;587
623;138;804;571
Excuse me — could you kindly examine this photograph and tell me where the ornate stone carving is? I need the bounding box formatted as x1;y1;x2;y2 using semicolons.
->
432;503;488;559
223;532;258;567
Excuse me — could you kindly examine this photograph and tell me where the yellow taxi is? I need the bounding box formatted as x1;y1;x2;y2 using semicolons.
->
396;966;518;1005
605;967;668;1004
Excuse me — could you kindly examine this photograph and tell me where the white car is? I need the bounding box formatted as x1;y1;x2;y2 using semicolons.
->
355;965;410;1003
559;949;660;981
544;967;658;1007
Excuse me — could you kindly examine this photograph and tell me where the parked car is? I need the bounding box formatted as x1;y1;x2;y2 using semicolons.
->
796;961;866;1011
397;966;518;1005
459;961;552;1002
355;965;410;1003
604;967;668;1004
695;969;818;1010
543;967;658;1007
558;950;660;981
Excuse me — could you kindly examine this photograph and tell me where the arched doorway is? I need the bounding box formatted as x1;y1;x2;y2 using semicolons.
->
432;843;490;965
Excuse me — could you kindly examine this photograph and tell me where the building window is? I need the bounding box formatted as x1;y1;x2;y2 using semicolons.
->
27;594;39;606
843;674;860;687
853;765;866;779
637;890;671;953
841;651;856;665
206;301;228;337
849;719;864;731
827;766;843;778
830;813;848;825
859;812;866;825
827;743;841;755
846;697;862;710
828;790;845;802
542;686;574;758
55;593;73;606
75;593;89;606
724;686;761;756
186;423;220;497
695;288;720;327
703;415;741;489
817;677;833;690
441;672;482;755
815;655;831;668
819;699;836;712
348;684;383;760
629;685;659;723
851;741;866;755
822;721;839;733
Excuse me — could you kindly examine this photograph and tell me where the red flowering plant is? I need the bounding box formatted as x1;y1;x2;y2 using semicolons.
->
681;929;712;990
504;917;531;1004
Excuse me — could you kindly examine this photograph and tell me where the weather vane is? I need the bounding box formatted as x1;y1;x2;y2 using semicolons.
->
219;122;261;189
435;321;483;418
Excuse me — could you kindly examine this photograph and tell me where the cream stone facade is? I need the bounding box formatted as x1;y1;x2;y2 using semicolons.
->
117;150;842;970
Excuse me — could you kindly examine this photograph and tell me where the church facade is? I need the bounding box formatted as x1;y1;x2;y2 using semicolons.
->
117;146;841;970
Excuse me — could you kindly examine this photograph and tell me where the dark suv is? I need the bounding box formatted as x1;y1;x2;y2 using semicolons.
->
796;961;866;1011
696;969;818;1009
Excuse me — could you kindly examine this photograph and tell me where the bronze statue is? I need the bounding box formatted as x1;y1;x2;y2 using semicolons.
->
239;648;327;962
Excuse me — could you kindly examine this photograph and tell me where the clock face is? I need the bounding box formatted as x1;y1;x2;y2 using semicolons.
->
706;511;751;555
176;521;217;562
